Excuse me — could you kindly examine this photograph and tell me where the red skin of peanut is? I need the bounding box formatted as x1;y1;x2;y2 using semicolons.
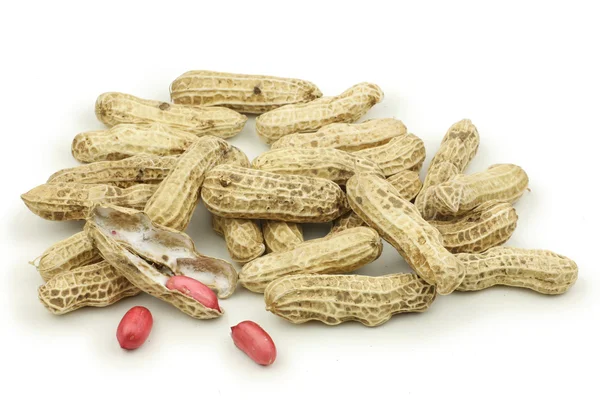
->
116;306;153;350
231;321;277;366
166;276;221;312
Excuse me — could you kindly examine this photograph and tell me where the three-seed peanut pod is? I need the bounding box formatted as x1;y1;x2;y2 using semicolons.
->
429;201;518;253
201;165;349;223
354;134;426;176
239;227;382;293
95;92;247;138
212;216;265;263
38;261;141;315
251;147;384;185
264;273;436;327
85;205;238;319
170;70;322;114
456;247;578;294
271;118;407;152
261;221;304;253
346;173;465;295
21;183;158;221
256;82;384;144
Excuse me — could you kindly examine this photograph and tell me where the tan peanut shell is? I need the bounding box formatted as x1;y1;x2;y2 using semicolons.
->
239;227;383;293
201;165;349;223
264;273;436;327
251;147;384;185
271;118;407;152
144;136;231;231
212;216;265;263
222;145;251;168
95;92;247;138
456;247;578;294
429;201;518;253
86;206;239;318
354;134;426;176
261;221;304;253
38;261;141;315
415;119;480;218
21;182;158;221
48;156;177;188
71;123;197;163
329;211;366;235
32;231;102;281
430;164;529;217
256;83;384;144
346;173;465;295
170;70;323;114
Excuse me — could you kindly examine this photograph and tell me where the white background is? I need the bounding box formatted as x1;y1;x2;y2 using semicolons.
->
1;1;599;399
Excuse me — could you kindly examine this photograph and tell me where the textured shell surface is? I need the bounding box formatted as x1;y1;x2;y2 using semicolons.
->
201;165;349;223
264;273;436;327
38;261;141;315
456;247;578;294
212;216;265;263
239;227;383;293
251;147;384;185
256;83;384;144
386;170;423;201
271;118;407;152
170;70;322;114
354;134;426;176
346;173;465;295
261;221;304;253
95;92;247;138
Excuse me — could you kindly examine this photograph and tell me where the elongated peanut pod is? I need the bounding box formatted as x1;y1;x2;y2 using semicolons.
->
38;261;140;315
251;147;384;185
354;134;426;176
261;221;304;253
95;92;247;138
201;165;349;223
170;70;322;114
256;83;383;144
117;306;153;350
240;227;382;293
231;321;277;366
222;145;250;168
271;118;407;152
429;201;518;253
264;273;436;327
346;173;465;295
212;216;265;263
21;183;158;221
32;231;102;281
415;119;480;218
456;247;578;294
329;211;366;235
144;136;231;231
430;164;529;217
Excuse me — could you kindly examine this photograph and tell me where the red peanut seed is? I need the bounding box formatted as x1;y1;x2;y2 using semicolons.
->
116;306;153;350
231;321;277;366
165;275;221;312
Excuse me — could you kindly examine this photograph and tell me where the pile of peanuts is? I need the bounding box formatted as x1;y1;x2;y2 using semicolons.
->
22;71;578;366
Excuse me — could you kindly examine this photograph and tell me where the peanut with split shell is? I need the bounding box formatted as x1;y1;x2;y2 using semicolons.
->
170;70;322;114
354;134;426;176
212;216;265;263
261;221;304;253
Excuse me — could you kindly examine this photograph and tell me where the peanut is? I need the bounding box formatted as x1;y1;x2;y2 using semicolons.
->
429;201;518;253
32;231;102;281
456;247;578;294
116;306;153;350
415;119;480;219
222;145;251;168
212;216;265;263
264;273;436;327
256;83;384;144
346;173;465;295
95;92;247;138
261;221;304;253
231;321;277;366
429;164;529;217
38;261;140;315
354;134;426;176
144;136;231;231
201;165;349;223
86;205;239;319
239;227;382;293
170;70;322;114
166;276;221;312
251;147;384;185
271;118;407;152
329;211;366;235
21;182;158;221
